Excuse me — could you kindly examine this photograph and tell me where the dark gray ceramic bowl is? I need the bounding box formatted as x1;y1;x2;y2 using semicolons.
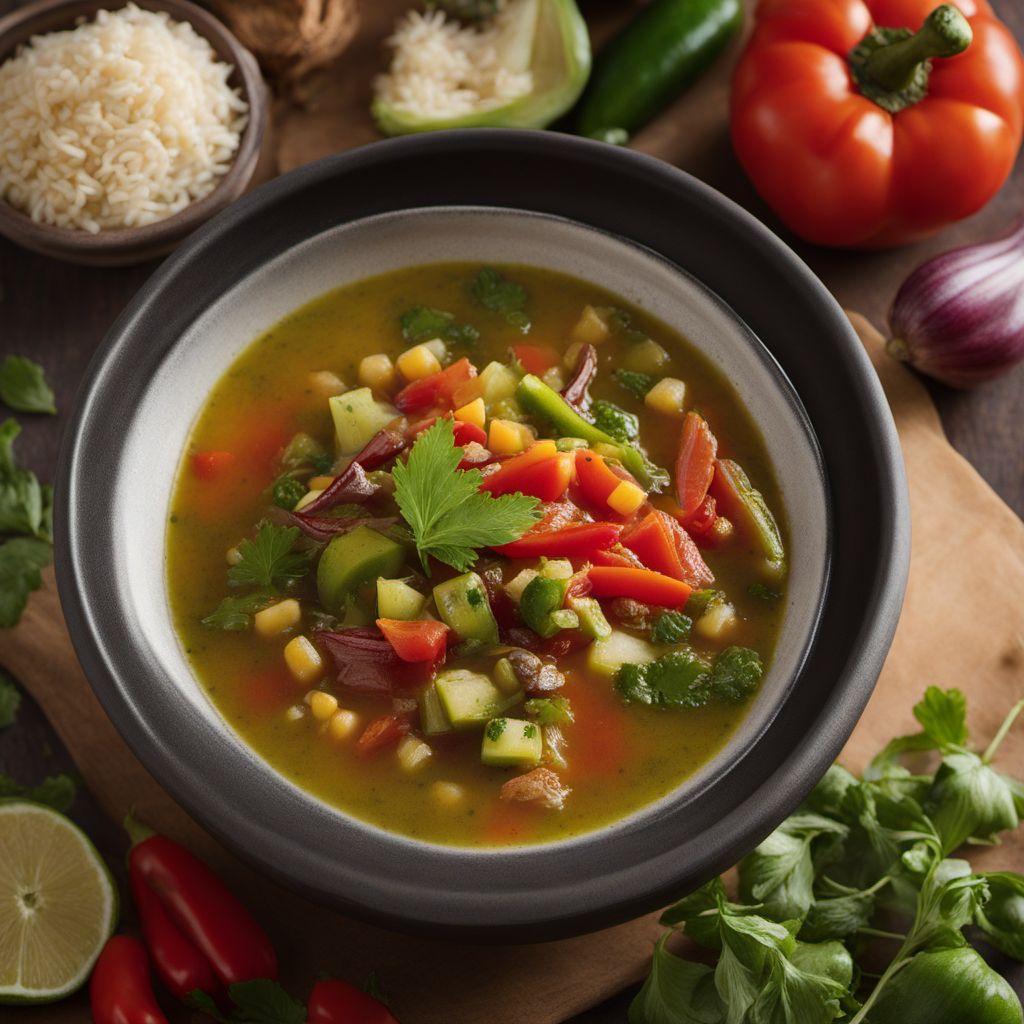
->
56;131;909;941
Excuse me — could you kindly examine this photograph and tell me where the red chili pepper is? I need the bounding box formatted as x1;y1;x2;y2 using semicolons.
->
376;619;449;663
191;450;234;481
307;979;398;1024
512;344;561;375
675;412;718;517
394;358;476;413
480;445;573;502
356;714;410;757
129;866;221;1004
90;935;168;1024
126;819;277;988
492;521;621;558
587;566;692;607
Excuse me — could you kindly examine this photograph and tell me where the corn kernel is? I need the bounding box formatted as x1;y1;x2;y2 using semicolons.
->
570;305;611;345
254;599;301;637
397;735;432;772
607;480;647;516
454;397;486;430
422;338;448;363
327;708;360;740
432;781;465;808
308;370;346;397
225;546;242;566
488;418;534;455
563;340;585;370
645;377;687;417
397;344;442;381
359;353;396;392
308;475;335;491
283;635;323;685
284;704;306;722
294;488;323;512
309;690;339;721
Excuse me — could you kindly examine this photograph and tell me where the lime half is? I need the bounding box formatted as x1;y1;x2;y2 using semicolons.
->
0;801;117;1003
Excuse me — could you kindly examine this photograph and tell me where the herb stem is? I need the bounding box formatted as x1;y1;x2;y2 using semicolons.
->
856;927;906;941
982;698;1024;763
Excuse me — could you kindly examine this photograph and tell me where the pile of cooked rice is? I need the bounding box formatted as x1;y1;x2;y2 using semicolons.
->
0;4;249;234
374;1;534;120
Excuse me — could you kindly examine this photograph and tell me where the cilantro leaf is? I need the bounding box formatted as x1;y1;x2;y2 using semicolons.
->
225;980;306;1024
974;871;1024;959
202;590;278;631
392;419;541;573
591;399;639;443
400;306;479;347
227;523;313;589
0;772;76;812
925;750;1019;852
0;537;51;627
628;934;723;1024
0;672;20;729
914;686;969;748
650;611;692;645
0;357;56;415
0;419;44;538
470;268;530;332
613;369;654;399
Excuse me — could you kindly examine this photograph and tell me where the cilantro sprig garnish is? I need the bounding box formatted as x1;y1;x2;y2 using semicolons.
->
393;418;541;573
227;523;313;589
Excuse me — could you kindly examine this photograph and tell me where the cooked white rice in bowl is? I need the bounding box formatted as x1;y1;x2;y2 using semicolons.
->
0;3;249;234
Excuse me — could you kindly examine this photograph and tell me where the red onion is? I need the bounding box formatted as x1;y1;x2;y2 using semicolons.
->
887;221;1024;388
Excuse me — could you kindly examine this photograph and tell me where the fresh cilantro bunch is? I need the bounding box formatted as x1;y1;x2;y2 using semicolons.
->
632;686;1024;1024
393;418;541;573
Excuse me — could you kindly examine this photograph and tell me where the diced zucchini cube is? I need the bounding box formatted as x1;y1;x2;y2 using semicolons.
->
317;526;405;615
435;670;519;729
329;388;399;454
587;630;660;678
481;718;542;767
418;683;452;736
478;361;520;405
377;577;426;621
433;572;499;644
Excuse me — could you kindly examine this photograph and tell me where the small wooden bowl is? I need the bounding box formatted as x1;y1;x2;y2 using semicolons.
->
0;0;268;266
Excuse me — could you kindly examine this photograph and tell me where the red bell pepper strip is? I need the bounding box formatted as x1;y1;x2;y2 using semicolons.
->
129;866;220;1004
409;415;487;449
681;494;717;539
90;935;168;1024
512;344;560;375
376;619;449;663
356;714;410;757
574;449;633;514
307;979;399;1024
674;412;718;518
621;511;685;579
480;445;574;502
493;521;622;558
587;566;692;607
663;513;715;588
394;358;476;413
590;545;644;568
126;819;277;987
732;0;1024;248
191;450;234;481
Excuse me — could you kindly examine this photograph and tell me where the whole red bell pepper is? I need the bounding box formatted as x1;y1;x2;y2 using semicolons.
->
127;819;277;990
308;979;399;1024
90;935;168;1024
732;0;1024;247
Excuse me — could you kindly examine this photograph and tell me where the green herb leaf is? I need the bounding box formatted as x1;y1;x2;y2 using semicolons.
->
614;369;655;400
913;686;969;748
470;267;530;332
974;871;1024;959
799;885;876;943
227;523;313;590
650;611;693;646
0;772;76;812
628;934;723;1024
616;648;711;708
400;306;480;347
187;989;227;1022
0;672;20;729
750;941;851;1023
272;475;307;511
524;697;574;726
201;590;278;631
0;419;44;538
225;979;306;1024
0;537;52;628
0;357;56;415
591;400;639;443
709;647;764;702
748;583;781;601
393;418;540;573
925;750;1019;852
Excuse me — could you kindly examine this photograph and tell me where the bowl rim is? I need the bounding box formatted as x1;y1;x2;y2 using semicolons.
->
0;0;267;256
56;130;911;940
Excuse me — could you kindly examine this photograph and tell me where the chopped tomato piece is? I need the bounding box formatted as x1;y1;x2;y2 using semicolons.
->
662;514;715;588
512;344;560;376
394;358;476;414
191;450;234;480
376;619;449;663
590;545;644;569
623;510;714;588
586;566;692;607
480;444;573;502
409;414;488;450
682;494;718;538
356;714;409;757
492;521;622;558
675;412;718;517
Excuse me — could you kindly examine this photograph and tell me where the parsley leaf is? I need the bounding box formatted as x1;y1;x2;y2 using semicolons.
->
591;399;639;443
393;419;541;573
470;267;531;332
0;772;76;812
0;537;51;627
400;306;479;347
201;590;277;630
650;611;692;645
628;934;721;1024
0;419;44;538
0;672;20;729
227;523;313;589
0;357;56;415
613;369;654;400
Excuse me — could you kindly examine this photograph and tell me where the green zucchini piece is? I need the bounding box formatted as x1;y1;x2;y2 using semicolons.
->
316;526;405;615
570;596;612;640
481;717;543;767
587;630;659;678
436;669;520;728
433;572;500;643
418;683;452;736
329;388;399;454
519;575;569;638
376;578;427;621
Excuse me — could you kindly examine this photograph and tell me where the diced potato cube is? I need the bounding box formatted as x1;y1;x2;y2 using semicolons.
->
432;781;465;808
645;377;687;417
308;370;346;397
397;344;442;381
327;708;360;740
293;488;324;512
308;690;338;721
359;354;396;392
505;568;540;603
696;600;737;639
283;635;323;685
478;361;519;404
607;480;647;516
625;339;671;375
254;599;301;637
397;735;432;772
422;338;448;363
571;305;611;345
454;397;486;430
489;418;534;455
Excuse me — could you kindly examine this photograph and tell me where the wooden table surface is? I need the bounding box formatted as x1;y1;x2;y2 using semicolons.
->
0;0;1022;1019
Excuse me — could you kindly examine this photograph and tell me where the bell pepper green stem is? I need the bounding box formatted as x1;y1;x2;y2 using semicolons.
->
864;4;972;92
